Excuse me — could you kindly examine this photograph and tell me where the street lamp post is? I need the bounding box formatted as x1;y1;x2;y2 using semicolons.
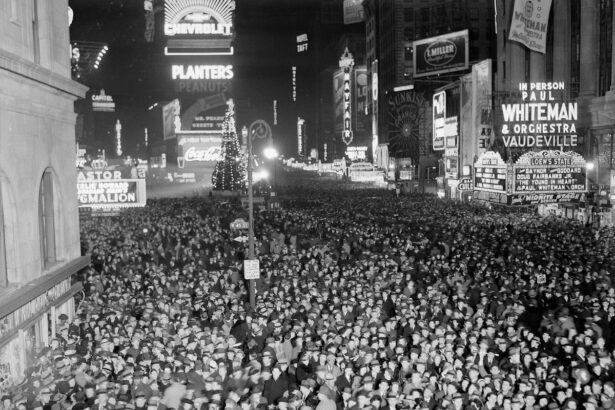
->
245;120;273;310
247;124;256;310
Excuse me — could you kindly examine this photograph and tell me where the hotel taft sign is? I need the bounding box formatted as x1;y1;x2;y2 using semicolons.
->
413;30;469;78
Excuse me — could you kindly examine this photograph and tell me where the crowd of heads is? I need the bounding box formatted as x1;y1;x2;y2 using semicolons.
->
1;186;615;410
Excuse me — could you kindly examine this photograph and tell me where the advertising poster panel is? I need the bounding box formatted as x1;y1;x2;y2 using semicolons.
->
343;0;365;25
413;30;469;78
474;151;507;193
190;107;225;131
499;82;577;150
333;69;345;134
445;148;458;179
433;91;446;151
354;66;369;134
371;59;379;157
473;60;493;155
162;100;178;141
509;192;583;206
388;91;429;166
508;0;553;54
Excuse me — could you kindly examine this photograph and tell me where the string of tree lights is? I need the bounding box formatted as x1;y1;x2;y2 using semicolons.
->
212;99;245;191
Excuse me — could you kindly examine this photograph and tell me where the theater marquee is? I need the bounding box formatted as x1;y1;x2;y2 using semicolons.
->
77;171;146;209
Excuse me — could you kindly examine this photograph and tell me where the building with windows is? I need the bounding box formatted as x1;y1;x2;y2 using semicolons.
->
364;0;495;189
0;0;88;382
492;0;615;220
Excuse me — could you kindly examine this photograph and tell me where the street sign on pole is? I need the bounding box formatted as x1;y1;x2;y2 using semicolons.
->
244;259;260;280
458;177;474;191
230;218;249;230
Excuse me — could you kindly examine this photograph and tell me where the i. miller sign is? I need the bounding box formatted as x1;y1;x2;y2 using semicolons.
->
413;30;469;78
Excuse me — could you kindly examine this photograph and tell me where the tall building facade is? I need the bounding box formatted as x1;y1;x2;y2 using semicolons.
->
495;0;615;189
0;0;89;382
365;0;495;185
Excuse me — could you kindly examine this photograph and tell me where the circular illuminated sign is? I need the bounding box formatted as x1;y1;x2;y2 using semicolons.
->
424;39;457;67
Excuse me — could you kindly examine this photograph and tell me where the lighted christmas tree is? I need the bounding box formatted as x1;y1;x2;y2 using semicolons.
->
212;99;245;191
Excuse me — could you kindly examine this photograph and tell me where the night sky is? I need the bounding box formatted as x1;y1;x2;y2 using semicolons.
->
68;0;331;156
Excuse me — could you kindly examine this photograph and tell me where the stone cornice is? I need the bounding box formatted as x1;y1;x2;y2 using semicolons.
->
0;49;88;99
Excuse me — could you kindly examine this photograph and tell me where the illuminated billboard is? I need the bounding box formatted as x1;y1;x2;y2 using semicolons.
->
164;0;235;55
91;89;115;112
433;91;446;150
512;150;586;195
171;64;233;94
413;30;469;78
500;82;577;149
177;134;223;169
77;171;146;209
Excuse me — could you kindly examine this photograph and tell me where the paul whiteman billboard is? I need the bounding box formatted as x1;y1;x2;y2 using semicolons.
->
413;30;469;78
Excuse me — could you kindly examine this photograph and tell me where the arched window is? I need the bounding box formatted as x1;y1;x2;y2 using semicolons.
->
39;169;55;269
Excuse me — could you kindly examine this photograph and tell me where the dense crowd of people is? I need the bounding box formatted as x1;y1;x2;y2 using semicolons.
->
2;184;615;410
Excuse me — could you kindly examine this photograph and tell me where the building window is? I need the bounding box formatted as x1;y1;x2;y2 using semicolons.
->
10;0;20;24
503;61;506;81
598;0;613;96
403;8;413;22
0;186;6;287
32;0;40;64
404;27;414;41
404;46;413;61
503;29;506;51
39;169;56;269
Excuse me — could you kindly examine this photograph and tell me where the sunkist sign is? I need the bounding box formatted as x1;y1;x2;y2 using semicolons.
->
500;82;577;148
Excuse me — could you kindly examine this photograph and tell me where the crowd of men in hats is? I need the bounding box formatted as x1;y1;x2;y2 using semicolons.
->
1;184;615;410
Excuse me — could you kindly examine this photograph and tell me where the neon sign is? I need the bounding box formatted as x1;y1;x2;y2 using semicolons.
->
172;65;233;80
184;146;223;162
292;66;297;101
164;22;232;36
500;82;578;148
339;48;354;146
164;0;235;55
297;117;304;155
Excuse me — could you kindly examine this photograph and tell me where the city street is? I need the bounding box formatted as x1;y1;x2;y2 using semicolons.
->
2;0;615;409
11;173;615;409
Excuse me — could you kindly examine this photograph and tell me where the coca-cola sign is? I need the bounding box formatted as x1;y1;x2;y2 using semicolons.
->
184;146;222;162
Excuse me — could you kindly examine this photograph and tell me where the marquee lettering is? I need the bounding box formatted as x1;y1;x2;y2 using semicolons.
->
172;65;234;80
164;23;232;36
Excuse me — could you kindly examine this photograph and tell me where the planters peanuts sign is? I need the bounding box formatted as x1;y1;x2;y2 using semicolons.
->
413;30;469;78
